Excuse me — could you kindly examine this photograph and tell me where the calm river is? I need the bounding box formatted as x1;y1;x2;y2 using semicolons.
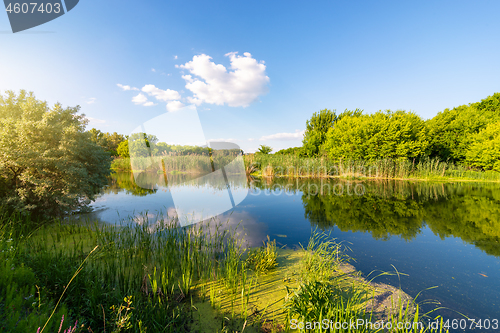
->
77;172;500;328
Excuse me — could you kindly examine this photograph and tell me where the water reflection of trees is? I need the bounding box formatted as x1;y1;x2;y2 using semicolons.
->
104;172;157;196
424;185;500;256
303;193;424;241
105;171;249;196
293;180;427;241
106;174;500;257
294;179;500;256
249;178;500;256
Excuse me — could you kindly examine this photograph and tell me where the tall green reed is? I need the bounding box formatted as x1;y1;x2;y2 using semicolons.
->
285;230;449;333
245;155;500;182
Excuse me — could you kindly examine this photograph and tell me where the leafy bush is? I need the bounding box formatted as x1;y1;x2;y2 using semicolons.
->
274;146;304;156
465;122;500;171
323;110;429;161
302;108;339;157
88;128;126;157
427;93;500;163
116;140;130;158
256;145;273;155
0;90;111;217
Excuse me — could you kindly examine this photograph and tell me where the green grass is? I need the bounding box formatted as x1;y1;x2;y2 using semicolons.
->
112;153;500;183
111;153;239;174
246;236;278;273
245;155;500;182
1;209;451;333
284;231;449;333
0;209;252;332
110;157;133;172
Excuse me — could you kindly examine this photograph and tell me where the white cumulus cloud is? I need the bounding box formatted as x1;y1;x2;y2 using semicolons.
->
166;100;185;112
179;52;269;107
259;130;305;141
132;93;150;105
142;84;181;102
117;83;139;91
86;97;96;104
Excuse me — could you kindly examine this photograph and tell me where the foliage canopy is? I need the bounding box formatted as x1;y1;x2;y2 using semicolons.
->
256;144;273;154
426;93;500;163
465;121;500;171
274;146;304;156
88;128;126;156
301;108;337;157
0;90;111;217
323;110;429;160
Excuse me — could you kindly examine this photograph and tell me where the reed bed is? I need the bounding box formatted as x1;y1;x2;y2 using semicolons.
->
0;209;258;332
285;232;449;333
112;152;240;174
112;154;500;183
245;155;500;182
1;209;450;333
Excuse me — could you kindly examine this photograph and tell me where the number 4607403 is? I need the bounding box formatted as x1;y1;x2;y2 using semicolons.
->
6;2;61;14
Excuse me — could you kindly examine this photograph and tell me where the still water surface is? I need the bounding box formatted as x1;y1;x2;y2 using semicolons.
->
78;172;500;325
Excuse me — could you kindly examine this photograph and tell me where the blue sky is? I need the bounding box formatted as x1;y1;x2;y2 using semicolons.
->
1;0;499;152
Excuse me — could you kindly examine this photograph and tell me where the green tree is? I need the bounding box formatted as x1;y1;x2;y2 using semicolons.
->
302;109;338;157
103;131;126;155
426;93;500;163
127;132;159;158
0;90;111;217
154;142;171;155
274;146;304;156
257;145;273;154
89;128;126;156
117;140;129;158
323;110;429;160
89;128;108;148
336;108;363;122
465;122;500;171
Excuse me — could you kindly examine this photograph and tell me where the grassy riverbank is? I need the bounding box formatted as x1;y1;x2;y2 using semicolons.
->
0;209;449;332
246;154;500;183
110;155;500;183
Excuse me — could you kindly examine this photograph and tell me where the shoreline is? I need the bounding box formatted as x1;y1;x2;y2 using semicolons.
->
250;173;500;184
110;166;500;184
110;154;500;184
190;247;416;332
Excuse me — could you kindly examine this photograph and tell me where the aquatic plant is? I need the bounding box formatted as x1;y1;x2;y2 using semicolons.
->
285;230;450;333
246;235;278;273
1;208;455;333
